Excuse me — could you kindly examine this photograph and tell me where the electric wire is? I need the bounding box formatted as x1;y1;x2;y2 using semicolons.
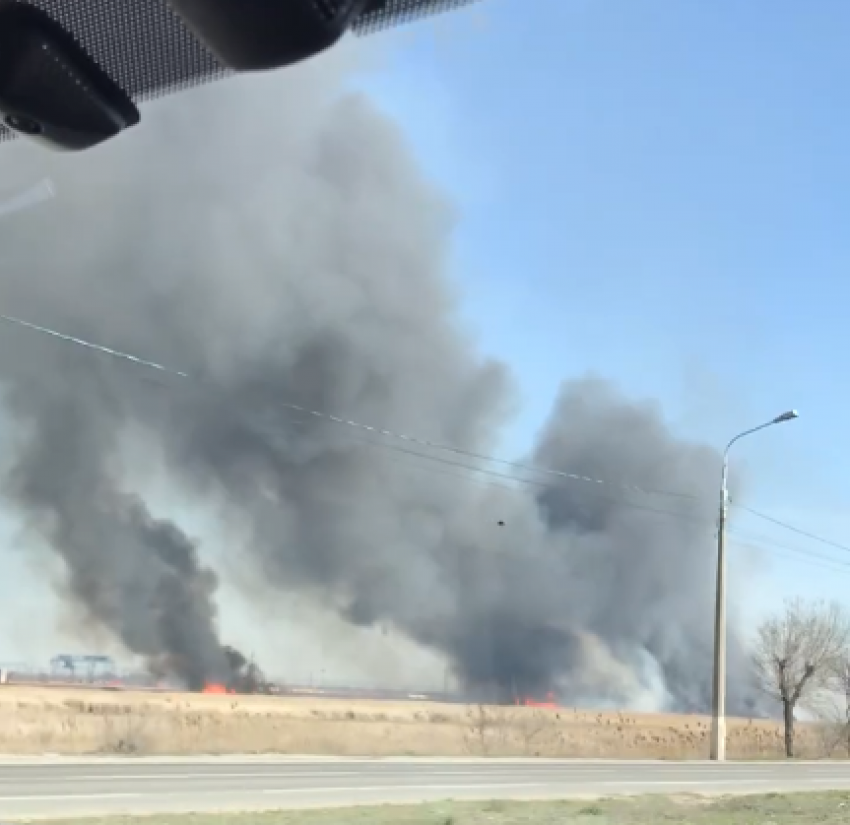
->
727;527;850;569
732;503;850;556
2;311;848;573
249;409;712;524
0;311;702;500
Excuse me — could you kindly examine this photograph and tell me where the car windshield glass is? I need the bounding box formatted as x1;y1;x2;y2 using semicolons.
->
0;0;849;792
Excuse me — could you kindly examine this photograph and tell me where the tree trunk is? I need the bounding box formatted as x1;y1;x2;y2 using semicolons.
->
783;699;796;758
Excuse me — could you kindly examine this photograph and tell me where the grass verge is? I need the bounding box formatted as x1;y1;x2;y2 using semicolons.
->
35;794;850;825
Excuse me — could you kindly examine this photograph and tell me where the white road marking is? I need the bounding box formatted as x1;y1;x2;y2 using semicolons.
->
262;783;563;794
0;793;140;802
0;769;639;783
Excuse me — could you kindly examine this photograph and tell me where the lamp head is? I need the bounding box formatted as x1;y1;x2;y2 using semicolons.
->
773;410;799;424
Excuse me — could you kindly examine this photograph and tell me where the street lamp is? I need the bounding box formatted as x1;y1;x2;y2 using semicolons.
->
709;409;799;761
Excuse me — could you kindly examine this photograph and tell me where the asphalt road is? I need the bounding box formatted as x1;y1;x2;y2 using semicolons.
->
1;756;850;819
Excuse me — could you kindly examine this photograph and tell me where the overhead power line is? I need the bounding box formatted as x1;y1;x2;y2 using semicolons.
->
355;437;709;522
262;409;709;522
729;539;850;576
727;526;850;569
0;312;701;501
732;503;850;556
262;417;848;557
4;311;846;567
4;310;849;581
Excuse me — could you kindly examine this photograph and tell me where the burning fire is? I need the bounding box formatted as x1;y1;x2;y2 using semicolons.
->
202;683;235;695
517;692;558;709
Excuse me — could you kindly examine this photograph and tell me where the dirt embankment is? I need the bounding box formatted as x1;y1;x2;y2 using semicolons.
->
0;686;832;759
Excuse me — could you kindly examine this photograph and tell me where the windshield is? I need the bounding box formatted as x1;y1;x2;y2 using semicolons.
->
0;0;849;802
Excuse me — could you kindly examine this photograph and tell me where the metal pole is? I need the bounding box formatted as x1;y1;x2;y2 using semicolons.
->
708;410;798;762
709;455;729;761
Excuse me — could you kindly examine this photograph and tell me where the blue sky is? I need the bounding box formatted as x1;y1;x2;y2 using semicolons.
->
359;0;850;618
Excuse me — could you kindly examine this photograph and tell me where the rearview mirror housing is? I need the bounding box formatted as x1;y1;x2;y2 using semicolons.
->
0;1;140;151
167;0;368;72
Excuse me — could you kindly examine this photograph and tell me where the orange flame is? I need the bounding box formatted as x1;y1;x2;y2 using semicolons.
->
517;692;559;709
202;683;235;695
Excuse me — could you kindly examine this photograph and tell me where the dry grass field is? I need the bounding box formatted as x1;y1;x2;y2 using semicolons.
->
0;685;832;759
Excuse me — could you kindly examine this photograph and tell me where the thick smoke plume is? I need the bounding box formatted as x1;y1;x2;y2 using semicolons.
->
0;50;756;710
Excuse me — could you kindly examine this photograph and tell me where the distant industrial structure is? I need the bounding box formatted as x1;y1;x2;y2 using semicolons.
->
49;654;116;681
1;653;561;708
0;655;463;702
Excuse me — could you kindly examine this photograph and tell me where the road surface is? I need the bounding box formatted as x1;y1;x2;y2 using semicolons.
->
1;756;849;819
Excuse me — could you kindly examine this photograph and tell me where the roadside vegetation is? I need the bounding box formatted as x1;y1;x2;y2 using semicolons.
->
753;598;850;758
37;794;850;825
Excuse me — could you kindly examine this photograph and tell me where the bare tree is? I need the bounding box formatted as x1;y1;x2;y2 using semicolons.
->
752;598;850;758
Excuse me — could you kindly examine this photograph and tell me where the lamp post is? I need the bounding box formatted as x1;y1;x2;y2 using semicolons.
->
709;409;799;761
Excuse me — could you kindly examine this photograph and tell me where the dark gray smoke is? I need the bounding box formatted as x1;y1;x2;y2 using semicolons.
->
1;350;230;688
0;51;756;710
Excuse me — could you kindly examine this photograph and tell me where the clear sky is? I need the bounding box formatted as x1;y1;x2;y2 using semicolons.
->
358;0;850;621
1;0;849;674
